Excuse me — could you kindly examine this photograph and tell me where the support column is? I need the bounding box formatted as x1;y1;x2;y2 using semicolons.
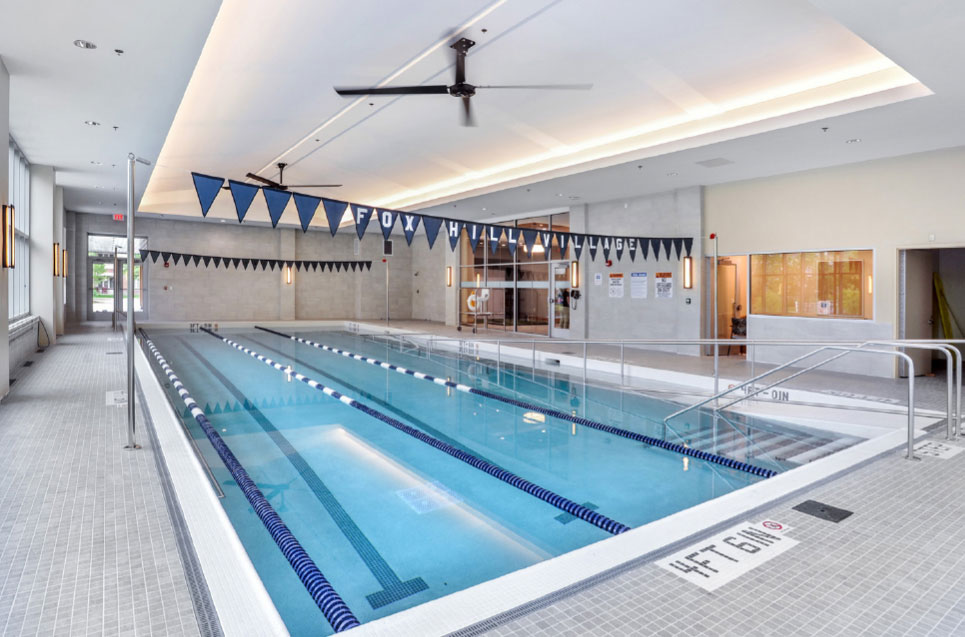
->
29;165;56;346
279;229;295;320
0;58;9;398
54;186;65;335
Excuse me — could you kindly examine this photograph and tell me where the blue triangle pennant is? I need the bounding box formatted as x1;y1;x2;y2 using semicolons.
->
446;220;462;251
627;237;637;261
571;234;584;260
556;232;569;258
683;237;694;257
639;238;650;261
521;229;537;257
292;193;321;232
650;238;661;260
662;238;673;260
488;225;504;254
587;236;599;261
505;227;520;256
191;172;224;217
351;204;374;239
227;180;259;223
322;199;347;237
262;188;292;228
672;238;683;259
464;223;483;252
615;238;624;261
538;230;553;254
601;237;612;261
378;209;398;240
399;213;421;245
423;216;444;249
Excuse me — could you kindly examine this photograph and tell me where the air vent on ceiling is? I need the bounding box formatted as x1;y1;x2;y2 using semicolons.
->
695;157;734;168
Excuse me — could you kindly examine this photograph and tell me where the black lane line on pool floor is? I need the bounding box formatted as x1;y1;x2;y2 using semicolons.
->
177;337;429;610
246;336;499;467
201;328;630;536
255;327;777;480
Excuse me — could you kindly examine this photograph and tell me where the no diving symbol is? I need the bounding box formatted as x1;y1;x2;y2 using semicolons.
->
762;521;783;531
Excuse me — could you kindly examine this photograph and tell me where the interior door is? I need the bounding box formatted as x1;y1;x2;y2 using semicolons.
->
900;249;937;376
550;261;571;338
717;262;737;339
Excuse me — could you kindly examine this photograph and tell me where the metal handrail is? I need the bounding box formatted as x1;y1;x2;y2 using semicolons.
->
665;346;917;459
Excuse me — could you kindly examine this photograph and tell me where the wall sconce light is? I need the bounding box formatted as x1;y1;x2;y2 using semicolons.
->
682;256;694;289
53;242;61;276
446;265;453;287
475;272;482;288
62;249;69;279
2;205;14;268
867;274;873;295
285;263;293;285
570;260;580;288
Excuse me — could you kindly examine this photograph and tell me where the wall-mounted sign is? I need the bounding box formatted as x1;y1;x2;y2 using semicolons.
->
113;213;124;221
655;272;673;298
594;273;603;286
631;272;648;299
608;273;624;298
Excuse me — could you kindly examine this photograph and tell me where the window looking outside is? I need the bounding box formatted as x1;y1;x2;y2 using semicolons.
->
750;250;873;319
8;140;31;321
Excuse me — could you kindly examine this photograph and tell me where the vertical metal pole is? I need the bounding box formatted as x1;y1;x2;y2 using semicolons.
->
712;234;719;404
620;342;625;385
385;259;390;326
496;341;501;383
907;363;917;460
956;350;962;437
125;154;139;450
583;342;588;386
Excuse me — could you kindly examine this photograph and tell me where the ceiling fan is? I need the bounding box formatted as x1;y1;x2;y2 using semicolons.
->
334;37;592;126
222;162;342;190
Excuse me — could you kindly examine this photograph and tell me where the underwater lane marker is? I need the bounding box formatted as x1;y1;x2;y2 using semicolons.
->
656;520;798;591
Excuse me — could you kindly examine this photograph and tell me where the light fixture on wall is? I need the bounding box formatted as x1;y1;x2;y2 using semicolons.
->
570;261;579;288
285;263;293;285
475;272;482;288
53;242;61;276
62;249;69;279
446;266;453;287
1;205;14;268
682;256;694;289
867;274;873;295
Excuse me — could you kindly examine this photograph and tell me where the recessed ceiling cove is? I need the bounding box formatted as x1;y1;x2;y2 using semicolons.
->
141;0;928;226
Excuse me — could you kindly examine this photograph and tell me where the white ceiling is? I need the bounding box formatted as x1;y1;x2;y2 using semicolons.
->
0;0;220;213
5;0;965;229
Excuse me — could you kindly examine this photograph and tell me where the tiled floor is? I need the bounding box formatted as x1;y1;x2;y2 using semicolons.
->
463;435;965;637
0;325;203;636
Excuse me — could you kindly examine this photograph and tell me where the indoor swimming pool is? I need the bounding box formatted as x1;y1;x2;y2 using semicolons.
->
144;327;861;635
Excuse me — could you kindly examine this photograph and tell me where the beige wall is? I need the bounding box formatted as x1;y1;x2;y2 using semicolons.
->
704;146;965;375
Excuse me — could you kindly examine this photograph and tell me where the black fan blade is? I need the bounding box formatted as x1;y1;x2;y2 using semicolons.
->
284;184;343;188
246;172;282;188
334;85;450;96
461;96;475;127
475;83;594;90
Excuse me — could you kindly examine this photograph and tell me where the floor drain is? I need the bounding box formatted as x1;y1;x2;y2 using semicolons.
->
793;499;853;523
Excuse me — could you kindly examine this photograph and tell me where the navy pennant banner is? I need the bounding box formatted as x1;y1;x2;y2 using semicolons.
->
488;225;504;254
212;256;222;268
539;230;553;254
365;261;372;271
149;250;160;263
202;255;211;267
378;209;398;240
521;229;538;257
505;227;520;256
310;261;318;272
650;238;661;261
139;249;149;262
241;258;251;270
351;205;374;239
627;238;637;261
292;193;321;233
672;238;683;259
295;261;303;271
587;236;599;261
192;255;202;267
161;251;172;263
262;188;292;228
556;232;570;258
335;262;343;272
639;238;650;261
322;199;347;237
571;234;584;260
191;172;224;217
351;262;358;272
601;237;612;261
400;213;421;245
684;237;694;257
227;180;259;223
446;220;462;251
423;216;444;249
231;257;241;269
464;223;483;252
172;253;183;266
615;238;624;261
259;259;268;270
662;238;673;260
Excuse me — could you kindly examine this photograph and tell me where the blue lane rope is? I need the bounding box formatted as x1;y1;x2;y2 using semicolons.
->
254;326;778;480
201;328;631;535
143;337;360;633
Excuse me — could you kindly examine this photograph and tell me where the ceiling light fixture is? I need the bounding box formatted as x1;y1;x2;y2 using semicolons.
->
666;171;679;177
84;120;101;126
90;160;102;165
73;39;96;49
846;138;861;143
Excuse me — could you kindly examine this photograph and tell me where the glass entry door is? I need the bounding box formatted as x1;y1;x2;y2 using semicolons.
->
550;261;572;338
89;257;145;320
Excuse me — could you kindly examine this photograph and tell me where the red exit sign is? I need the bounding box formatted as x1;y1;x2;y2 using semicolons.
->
113;213;125;221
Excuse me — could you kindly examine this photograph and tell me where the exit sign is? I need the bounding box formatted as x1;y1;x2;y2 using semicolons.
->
113;213;124;221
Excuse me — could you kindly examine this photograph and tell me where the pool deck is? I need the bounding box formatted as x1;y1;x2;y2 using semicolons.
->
1;321;962;636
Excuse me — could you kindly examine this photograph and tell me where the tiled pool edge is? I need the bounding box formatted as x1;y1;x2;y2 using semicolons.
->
134;338;290;636
349;427;921;637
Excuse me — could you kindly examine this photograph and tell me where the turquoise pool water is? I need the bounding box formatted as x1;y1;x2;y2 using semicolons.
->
146;328;854;635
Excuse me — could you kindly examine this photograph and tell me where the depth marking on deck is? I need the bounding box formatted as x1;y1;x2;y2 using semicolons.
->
656;520;798;591
914;440;965;459
105;390;127;406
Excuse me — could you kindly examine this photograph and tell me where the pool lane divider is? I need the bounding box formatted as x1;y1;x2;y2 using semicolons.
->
200;328;631;536
254;326;778;480
143;337;360;633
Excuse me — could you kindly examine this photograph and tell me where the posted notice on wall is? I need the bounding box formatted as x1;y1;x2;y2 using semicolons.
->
594;272;603;286
608;273;624;298
631;272;648;299
655;272;673;299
